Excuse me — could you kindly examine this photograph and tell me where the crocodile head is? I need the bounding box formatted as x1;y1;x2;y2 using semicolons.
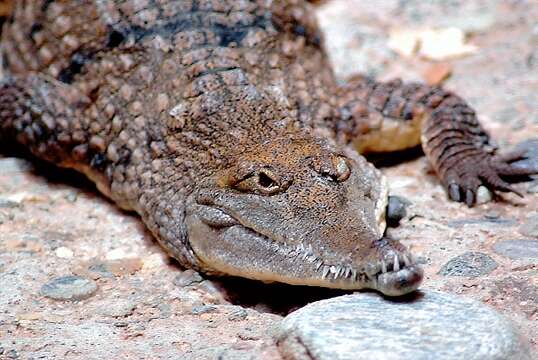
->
185;135;423;296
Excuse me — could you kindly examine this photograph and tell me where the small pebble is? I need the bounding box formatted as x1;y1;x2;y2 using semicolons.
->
438;252;498;277
484;211;500;220
475;186;492;205
237;330;260;341
0;199;20;209
142;252;166;271
527;179;538;194
173;269;203;287
40;275;98;301
191;305;218;315
100;300;136;318
386;195;411;227
519;213;538;238
197;280;228;304
228;308;248;321
87;263;115;279
64;192;78;203
107;258;143;276
493;239;538;260
55;246;74;258
157;303;172;319
6;349;19;359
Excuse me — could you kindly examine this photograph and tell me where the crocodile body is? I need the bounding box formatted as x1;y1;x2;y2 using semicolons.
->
1;0;535;296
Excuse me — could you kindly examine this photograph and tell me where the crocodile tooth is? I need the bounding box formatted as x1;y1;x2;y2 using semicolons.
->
351;269;357;281
381;260;387;273
345;267;351;278
322;266;330;279
330;265;337;274
302;251;308;260
334;266;343;279
402;253;411;266
315;260;323;270
393;254;400;271
365;262;378;276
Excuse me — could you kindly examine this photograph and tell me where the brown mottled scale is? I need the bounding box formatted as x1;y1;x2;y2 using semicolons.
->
1;0;535;276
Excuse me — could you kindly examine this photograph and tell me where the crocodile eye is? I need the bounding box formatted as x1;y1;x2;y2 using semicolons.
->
234;169;282;195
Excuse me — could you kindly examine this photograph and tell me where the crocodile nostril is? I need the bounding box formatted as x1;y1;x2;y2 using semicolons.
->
318;157;351;182
334;157;350;182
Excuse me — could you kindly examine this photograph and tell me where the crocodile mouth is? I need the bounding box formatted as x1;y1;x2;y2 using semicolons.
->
194;204;423;296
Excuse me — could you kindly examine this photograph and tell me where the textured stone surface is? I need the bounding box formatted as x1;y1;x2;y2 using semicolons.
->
493;239;538;260
277;291;531;360
519;214;538;238
173;269;204;287
40;276;98;301
438;252;498;277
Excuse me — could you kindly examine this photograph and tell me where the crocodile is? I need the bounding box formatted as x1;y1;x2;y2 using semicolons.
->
0;0;536;296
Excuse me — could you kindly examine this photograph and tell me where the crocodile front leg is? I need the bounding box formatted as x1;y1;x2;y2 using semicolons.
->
333;77;538;206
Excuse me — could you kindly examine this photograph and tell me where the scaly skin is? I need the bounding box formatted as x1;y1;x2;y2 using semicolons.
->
0;0;535;296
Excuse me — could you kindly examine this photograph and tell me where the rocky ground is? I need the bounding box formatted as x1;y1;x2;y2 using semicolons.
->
1;1;537;359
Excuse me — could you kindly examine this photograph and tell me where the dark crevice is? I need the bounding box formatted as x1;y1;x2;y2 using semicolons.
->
58;51;93;84
41;0;55;12
106;28;125;48
366;145;424;168
29;23;43;43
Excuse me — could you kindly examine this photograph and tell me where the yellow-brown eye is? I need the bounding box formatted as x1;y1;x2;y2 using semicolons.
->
234;168;282;195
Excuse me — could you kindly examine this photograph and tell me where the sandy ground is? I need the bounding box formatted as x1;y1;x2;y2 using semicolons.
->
1;1;537;359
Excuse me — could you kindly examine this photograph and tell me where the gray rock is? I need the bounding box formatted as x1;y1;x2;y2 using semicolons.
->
493;239;538;260
277;291;531;360
438;252;497;277
475;186;492;205
527;178;538;194
40;275;98;301
519;213;538;238
386;196;410;226
0;158;34;173
191;305;218;315
0;199;20;209
196;280;228;304
447;218;517;228
87;263;114;279
173;269;203;287
100;300;137;318
6;349;19;359
512;139;538;170
228;308;248;321
157;303;172;319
